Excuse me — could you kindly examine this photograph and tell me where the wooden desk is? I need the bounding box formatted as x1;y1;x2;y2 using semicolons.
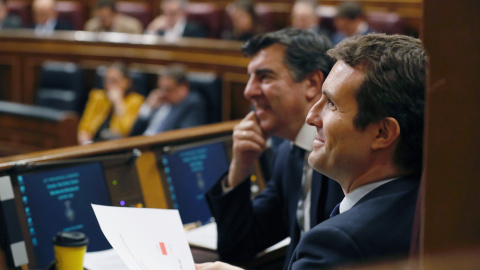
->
0;30;251;121
0;101;79;157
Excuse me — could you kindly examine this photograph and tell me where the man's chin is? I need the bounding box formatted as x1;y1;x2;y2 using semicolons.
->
257;119;275;136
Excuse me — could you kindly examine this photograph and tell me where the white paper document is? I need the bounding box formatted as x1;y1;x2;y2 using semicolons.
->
83;248;129;270
186;222;217;250
91;204;195;270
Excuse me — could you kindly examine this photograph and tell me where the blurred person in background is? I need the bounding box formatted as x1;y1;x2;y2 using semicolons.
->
291;0;331;39
0;0;22;29
84;0;143;34
222;0;263;41
31;0;73;35
331;1;373;45
130;64;207;136
145;0;206;40
78;62;144;144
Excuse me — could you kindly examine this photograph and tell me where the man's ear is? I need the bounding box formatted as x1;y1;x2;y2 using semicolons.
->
305;71;324;101
371;117;400;150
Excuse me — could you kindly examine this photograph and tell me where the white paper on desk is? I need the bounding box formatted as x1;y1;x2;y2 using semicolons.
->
186;222;217;250
91;204;195;270
83;248;129;270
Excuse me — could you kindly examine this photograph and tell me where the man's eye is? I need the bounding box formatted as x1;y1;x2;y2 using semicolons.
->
259;74;271;82
327;99;337;110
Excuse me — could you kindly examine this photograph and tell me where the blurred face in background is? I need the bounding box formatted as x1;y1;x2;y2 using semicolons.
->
104;67;130;96
0;1;7;22
97;6;115;29
291;2;318;30
334;17;358;37
33;0;56;25
157;76;187;105
229;7;254;33
162;0;184;29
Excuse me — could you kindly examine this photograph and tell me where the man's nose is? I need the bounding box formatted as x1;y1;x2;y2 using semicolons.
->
244;77;260;99
306;99;323;127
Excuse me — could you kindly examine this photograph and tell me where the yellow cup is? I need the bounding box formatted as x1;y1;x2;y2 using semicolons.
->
52;231;88;270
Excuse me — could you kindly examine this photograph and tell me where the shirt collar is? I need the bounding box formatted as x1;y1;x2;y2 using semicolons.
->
164;18;186;42
339;177;398;213
355;21;369;35
293;123;316;151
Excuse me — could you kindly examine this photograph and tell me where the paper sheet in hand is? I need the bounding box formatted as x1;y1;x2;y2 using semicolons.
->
91;204;195;270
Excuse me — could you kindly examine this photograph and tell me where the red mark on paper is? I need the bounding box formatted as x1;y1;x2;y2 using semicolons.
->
159;242;167;255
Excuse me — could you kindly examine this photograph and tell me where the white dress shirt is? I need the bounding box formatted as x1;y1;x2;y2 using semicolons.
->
339;178;398;214
137;103;172;136
164;18;186;42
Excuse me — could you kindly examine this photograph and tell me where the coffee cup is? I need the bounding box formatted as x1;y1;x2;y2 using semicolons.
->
52;231;88;270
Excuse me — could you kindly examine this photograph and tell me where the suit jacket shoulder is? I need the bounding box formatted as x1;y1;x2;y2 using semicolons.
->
288;175;420;270
183;20;207;38
113;14;143;34
157;90;207;132
55;19;74;30
2;14;22;29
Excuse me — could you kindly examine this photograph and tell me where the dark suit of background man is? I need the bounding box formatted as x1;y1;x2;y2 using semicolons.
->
145;0;206;39
205;28;344;269
196;33;427;270
0;0;22;29
130;64;207;136
31;0;73;35
287;33;427;269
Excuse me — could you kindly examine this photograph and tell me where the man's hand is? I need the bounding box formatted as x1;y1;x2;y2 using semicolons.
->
228;111;268;188
196;262;243;270
145;88;166;109
145;16;167;34
106;87;126;115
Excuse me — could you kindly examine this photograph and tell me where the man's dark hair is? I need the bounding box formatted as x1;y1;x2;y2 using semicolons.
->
96;0;116;11
159;64;188;85
335;1;364;20
242;28;334;82
327;33;427;173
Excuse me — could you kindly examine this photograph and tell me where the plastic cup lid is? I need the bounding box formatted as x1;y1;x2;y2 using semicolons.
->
52;231;89;247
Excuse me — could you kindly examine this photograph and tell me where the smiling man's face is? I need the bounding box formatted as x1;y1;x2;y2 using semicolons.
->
244;44;312;140
307;60;373;184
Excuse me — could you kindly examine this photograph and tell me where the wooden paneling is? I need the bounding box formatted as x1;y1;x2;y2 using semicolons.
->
0;121;239;169
0;30;250;121
0;109;78;156
421;0;480;259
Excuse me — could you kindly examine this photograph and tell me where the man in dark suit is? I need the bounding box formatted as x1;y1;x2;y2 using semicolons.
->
331;1;374;45
31;0;73;34
204;28;344;269
0;0;22;29
130;64;207;136
196;33;426;270
287;33;427;269
145;0;206;39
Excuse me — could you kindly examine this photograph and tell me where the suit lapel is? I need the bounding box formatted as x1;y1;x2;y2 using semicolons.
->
310;171;323;228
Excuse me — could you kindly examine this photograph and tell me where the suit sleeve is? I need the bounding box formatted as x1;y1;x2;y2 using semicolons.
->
288;226;363;270
130;117;150;136
206;177;288;262
205;145;290;262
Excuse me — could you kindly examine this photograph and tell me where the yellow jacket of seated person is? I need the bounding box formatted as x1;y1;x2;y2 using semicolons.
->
78;89;144;139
